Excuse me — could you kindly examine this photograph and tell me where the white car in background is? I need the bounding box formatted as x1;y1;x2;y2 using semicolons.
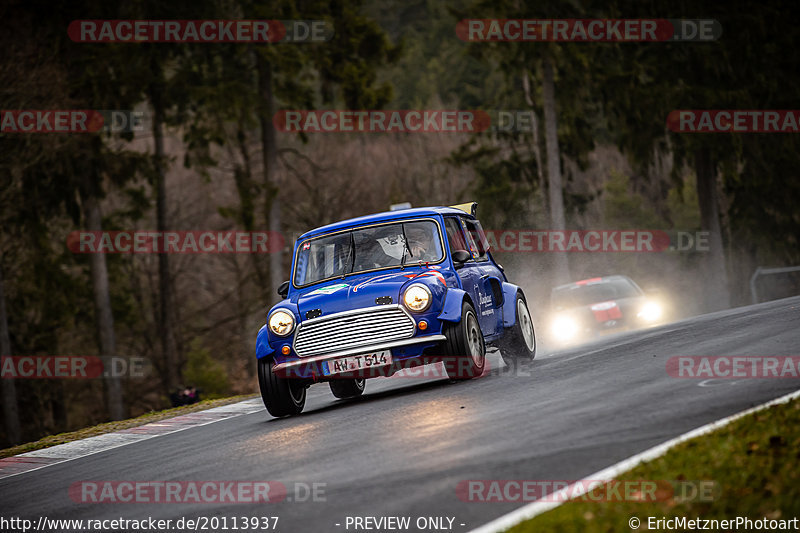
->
548;275;668;346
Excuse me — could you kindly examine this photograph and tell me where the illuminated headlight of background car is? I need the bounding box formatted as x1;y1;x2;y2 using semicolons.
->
551;315;578;341
268;309;295;336
403;284;432;312
637;301;663;322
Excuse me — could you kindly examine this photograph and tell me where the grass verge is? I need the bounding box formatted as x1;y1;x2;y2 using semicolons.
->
0;394;258;460
508;396;800;532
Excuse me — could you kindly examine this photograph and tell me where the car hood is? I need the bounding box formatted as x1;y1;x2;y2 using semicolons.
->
291;269;444;319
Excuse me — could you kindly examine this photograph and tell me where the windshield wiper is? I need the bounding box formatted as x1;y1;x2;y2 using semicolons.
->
400;223;413;269
342;231;356;278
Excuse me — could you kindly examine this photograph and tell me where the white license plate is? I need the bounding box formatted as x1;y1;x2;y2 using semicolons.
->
327;351;392;374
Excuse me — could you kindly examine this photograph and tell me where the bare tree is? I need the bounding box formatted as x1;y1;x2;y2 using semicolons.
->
0;255;21;445
151;84;180;393
695;147;730;310
83;194;125;420
257;56;284;296
521;68;545;193
541;53;571;284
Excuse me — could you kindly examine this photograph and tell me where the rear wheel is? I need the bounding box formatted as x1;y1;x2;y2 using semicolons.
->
498;292;536;368
329;378;365;399
442;301;486;380
258;358;306;417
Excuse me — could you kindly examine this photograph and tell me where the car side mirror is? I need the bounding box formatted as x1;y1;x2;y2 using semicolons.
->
452;250;471;268
277;280;290;299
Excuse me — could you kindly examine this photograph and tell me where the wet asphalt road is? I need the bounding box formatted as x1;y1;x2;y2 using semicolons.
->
2;296;799;532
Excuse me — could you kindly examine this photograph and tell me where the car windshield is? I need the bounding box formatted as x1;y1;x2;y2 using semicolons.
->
551;278;641;309
293;220;444;287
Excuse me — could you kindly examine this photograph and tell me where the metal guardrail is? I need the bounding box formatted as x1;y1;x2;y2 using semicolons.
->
750;266;800;304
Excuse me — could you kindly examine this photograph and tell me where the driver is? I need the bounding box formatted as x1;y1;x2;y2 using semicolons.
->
357;237;393;269
406;226;437;262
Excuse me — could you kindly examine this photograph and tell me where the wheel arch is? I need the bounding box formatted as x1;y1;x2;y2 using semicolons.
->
501;283;526;328
256;325;275;360
437;288;476;323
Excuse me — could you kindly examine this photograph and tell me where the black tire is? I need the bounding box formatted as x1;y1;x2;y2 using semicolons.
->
258;358;306;417
329;378;366;399
442;301;486;380
498;292;537;368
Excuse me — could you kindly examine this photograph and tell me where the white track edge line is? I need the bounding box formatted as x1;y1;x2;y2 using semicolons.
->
469;387;800;533
0;399;264;481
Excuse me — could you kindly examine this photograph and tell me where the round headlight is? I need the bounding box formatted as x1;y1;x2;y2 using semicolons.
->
638;301;662;322
551;315;578;341
268;310;295;336
403;284;432;312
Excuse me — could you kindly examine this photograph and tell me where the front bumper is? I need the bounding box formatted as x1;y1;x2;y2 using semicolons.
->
272;334;446;379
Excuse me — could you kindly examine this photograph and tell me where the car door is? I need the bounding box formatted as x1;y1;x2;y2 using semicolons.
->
461;217;504;336
444;216;500;337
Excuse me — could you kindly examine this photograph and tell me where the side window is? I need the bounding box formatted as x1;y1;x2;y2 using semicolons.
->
444;217;468;254
463;218;489;261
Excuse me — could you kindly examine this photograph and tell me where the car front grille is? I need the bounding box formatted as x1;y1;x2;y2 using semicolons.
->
293;305;416;357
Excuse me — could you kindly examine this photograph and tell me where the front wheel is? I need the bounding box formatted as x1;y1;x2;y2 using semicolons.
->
442;301;486;380
329;378;365;399
498;292;536;368
258;358;306;417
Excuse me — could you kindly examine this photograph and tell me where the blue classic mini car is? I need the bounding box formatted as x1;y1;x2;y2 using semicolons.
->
255;203;536;417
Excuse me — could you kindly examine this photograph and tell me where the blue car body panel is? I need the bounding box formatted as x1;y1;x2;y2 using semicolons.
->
502;282;523;328
256;206;524;372
437;287;468;323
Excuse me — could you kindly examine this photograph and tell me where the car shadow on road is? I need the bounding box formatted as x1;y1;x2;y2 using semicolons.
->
261;377;459;422
259;355;545;423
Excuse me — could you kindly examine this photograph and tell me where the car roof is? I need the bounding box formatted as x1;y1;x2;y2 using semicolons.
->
298;206;470;240
552;275;634;292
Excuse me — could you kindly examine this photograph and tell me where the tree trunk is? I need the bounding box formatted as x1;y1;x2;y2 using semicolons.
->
695;146;730;311
0;256;22;445
236;112;264;379
84;195;125;420
521;68;545;192
541;53;571;284
257;55;284;299
235;104;268;299
151;85;180;393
